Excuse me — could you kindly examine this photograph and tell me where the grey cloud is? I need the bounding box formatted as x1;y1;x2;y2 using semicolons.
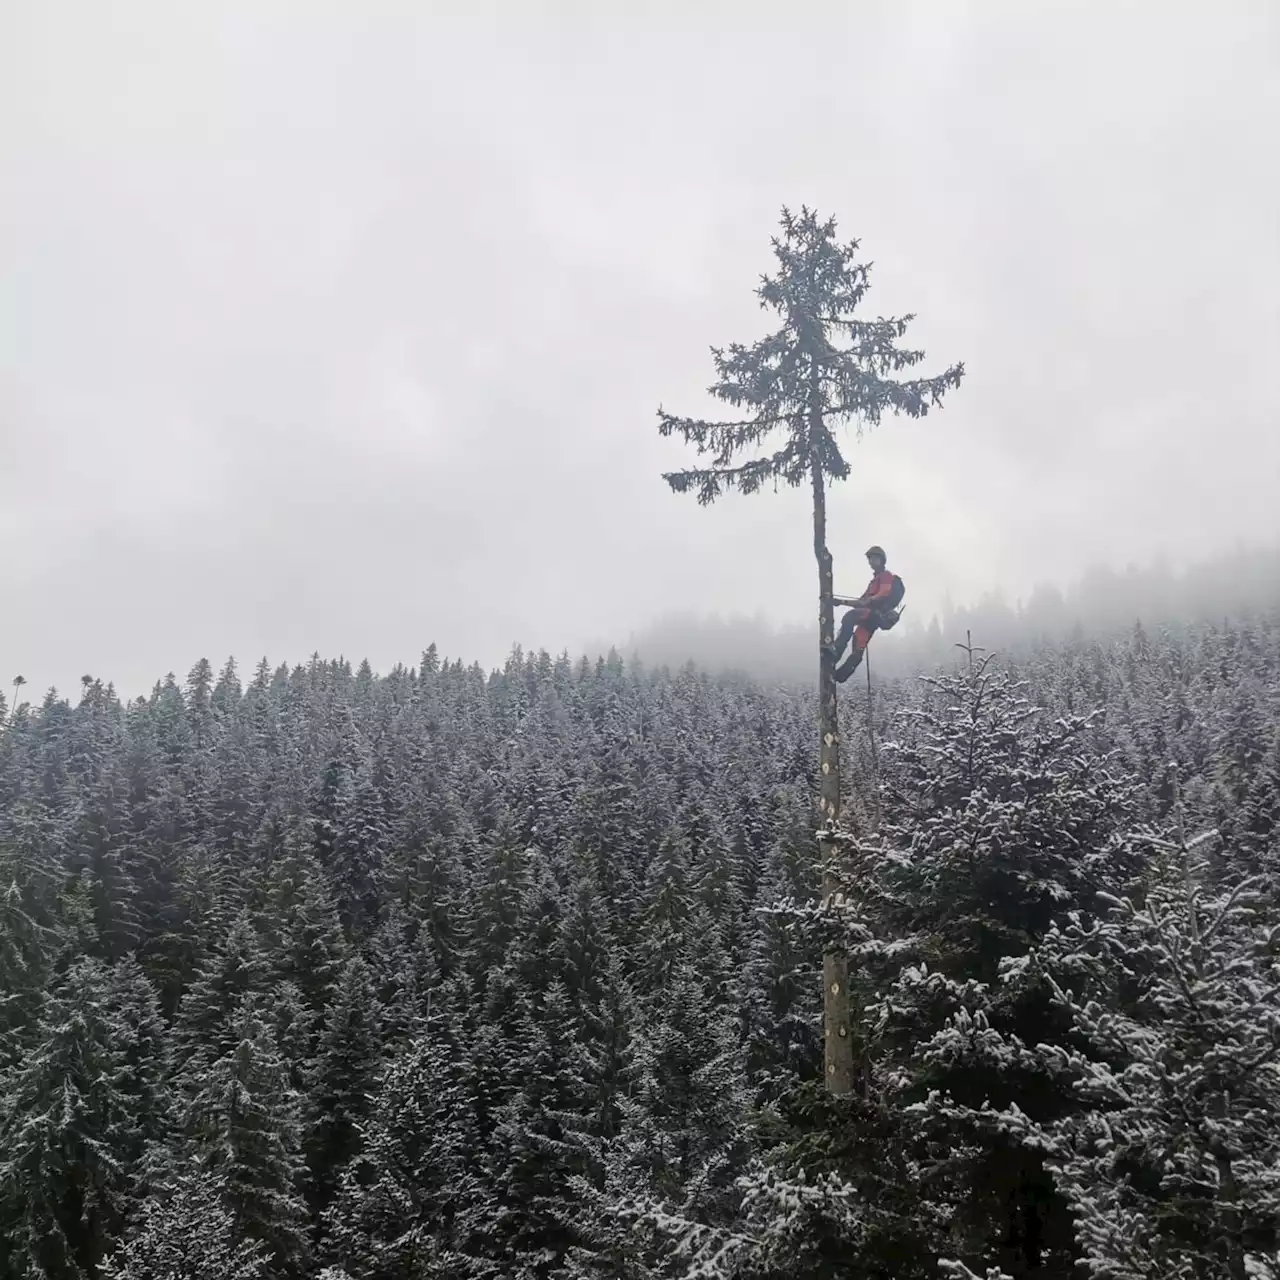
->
2;1;1277;698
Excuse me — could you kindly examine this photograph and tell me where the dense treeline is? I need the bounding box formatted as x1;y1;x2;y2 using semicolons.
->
1;612;1278;1279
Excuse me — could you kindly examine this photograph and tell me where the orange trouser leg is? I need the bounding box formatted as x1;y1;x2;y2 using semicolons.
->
835;607;872;660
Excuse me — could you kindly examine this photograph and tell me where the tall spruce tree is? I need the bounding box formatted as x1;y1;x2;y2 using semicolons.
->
657;205;964;1093
183;998;311;1279
324;1004;477;1278
100;1171;270;1280
0;870;50;1073
173;909;272;1083
989;831;1280;1280
484;984;595;1276
0;958;141;1279
306;954;383;1217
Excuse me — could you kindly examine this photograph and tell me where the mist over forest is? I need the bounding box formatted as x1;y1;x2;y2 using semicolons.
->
614;540;1280;684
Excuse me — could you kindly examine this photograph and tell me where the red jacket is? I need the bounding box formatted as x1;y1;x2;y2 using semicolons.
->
862;568;896;605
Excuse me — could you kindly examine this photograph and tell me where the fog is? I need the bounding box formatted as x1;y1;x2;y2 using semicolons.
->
610;540;1280;685
3;2;1278;699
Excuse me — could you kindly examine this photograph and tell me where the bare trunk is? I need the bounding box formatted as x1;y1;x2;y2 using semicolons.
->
812;390;854;1096
1212;1096;1247;1280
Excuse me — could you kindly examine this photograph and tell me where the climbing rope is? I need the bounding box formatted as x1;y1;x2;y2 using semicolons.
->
865;647;882;830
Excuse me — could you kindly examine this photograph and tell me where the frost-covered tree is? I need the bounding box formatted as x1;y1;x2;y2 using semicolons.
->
263;847;347;1016
633;829;696;999
482;984;597;1275
860;648;1142;983
307;954;382;1216
269;978;317;1101
100;1171;269;1280
990;831;1280;1280
174;909;271;1082
324;1009;477;1279
0;869;50;1071
333;761;389;939
830;653;1146;1273
0;958;141;1279
694;651;1149;1278
470;817;532;983
616;958;751;1213
183;1000;310;1278
365;902;424;1050
742;852;820;1102
106;956;176;1193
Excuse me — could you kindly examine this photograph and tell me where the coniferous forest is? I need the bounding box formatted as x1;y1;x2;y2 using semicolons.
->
2;611;1279;1280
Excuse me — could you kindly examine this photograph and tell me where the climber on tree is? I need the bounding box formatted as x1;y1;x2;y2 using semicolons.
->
830;545;904;683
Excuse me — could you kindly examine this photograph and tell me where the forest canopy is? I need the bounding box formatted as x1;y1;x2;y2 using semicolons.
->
2;600;1279;1279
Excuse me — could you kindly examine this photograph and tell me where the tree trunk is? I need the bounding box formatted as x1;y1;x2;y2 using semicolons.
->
1212;1103;1247;1280
811;404;854;1097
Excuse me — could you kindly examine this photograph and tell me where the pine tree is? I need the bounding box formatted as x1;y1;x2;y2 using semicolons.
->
212;708;257;870
184;999;311;1279
657;204;964;1095
569;959;751;1280
333;761;389;940
0;958;140;1279
990;830;1280;1280
382;822;460;974
65;687;140;959
513;854;568;997
264;847;347;1017
181;659;220;846
312;755;351;874
365;902;424;1051
836;653;1145;1273
174;909;272;1082
306;954;383;1217
106;957;176;1194
269;978;317;1098
470;817;532;982
484;984;596;1275
619;957;752;1216
742;851;820;1101
698;650;1150;1278
633;828;695;999
1239;731;1280;876
55;866;103;968
559;876;613;1016
125;699;200;1016
577;950;637;1163
0;868;51;1072
863;649;1142;983
572;746;642;935
100;1171;270;1280
324;1007;478;1278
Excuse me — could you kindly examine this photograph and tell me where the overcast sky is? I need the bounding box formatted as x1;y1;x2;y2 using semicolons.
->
3;1;1278;698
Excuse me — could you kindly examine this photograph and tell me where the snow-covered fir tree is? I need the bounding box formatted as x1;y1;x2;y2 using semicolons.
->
100;1171;270;1280
986;825;1280;1280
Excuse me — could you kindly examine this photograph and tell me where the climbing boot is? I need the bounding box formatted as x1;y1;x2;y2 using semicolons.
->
834;651;863;684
